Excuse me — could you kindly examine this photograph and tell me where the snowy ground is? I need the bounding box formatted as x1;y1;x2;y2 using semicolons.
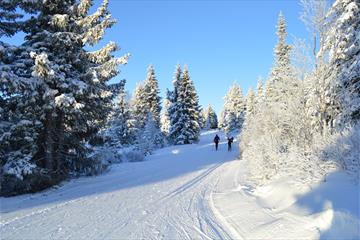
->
1;130;359;239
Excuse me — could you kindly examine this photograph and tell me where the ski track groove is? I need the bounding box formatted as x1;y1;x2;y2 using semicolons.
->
1;130;242;239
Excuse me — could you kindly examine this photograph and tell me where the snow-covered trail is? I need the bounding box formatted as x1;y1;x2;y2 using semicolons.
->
3;130;355;239
0;130;240;239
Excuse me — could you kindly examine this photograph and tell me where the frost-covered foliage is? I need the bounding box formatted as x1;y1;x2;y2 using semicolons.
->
0;0;39;37
245;88;256;117
204;105;218;129
168;65;201;145
137;113;165;155
315;125;360;182
256;77;265;105
160;89;172;135
240;4;360;185
322;0;360;129
240;12;324;184
266;12;297;105
220;82;246;134
131;83;148;131
199;109;207;130
144;65;162;126
131;65;162;132
0;0;128;195
105;80;136;147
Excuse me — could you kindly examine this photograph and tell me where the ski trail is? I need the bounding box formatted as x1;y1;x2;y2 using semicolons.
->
0;130;237;239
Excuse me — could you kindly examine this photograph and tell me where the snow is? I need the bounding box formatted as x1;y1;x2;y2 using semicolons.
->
213;161;360;240
1;130;358;239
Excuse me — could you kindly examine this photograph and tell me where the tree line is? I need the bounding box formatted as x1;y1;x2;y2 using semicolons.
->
236;0;359;184
0;0;221;196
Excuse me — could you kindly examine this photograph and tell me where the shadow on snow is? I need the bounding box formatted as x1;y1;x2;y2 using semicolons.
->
0;130;239;214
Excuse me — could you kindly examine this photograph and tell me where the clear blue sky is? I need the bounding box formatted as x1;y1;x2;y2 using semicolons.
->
103;0;309;114
3;0;311;114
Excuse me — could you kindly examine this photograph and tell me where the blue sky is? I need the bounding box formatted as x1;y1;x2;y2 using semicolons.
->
103;0;309;114
3;0;310;114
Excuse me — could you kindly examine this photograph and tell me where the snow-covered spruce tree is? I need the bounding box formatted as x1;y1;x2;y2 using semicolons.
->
323;0;360;128
143;64;162;126
160;89;172;135
0;39;41;189
266;12;296;105
199;108;207;130
168;65;200;144
245;88;256;118
314;0;360;179
0;1;46;193
221;82;246;134
132;65;162;133
0;0;128;195
0;0;22;37
137;113;164;155
256;77;265;105
0;0;41;37
204;105;218;129
106;80;136;147
167;64;182;143
131;82;148;132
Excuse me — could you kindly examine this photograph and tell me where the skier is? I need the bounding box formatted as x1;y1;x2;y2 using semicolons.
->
213;134;220;151
227;137;234;151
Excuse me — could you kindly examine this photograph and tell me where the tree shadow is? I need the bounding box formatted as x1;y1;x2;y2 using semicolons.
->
294;170;359;240
0;131;239;215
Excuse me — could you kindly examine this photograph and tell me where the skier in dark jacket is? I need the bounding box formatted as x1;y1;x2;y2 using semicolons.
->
213;134;220;151
227;137;234;151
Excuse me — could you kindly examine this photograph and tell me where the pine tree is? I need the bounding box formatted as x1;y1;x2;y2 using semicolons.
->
143;64;162;126
0;0;129;195
168;65;200;144
204;105;218;129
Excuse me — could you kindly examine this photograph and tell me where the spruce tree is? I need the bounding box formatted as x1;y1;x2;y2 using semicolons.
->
246;88;256;117
323;0;360;128
168;65;200;144
107;80;136;146
138;113;164;155
168;65;182;143
199;109;207;129
0;0;37;37
0;0;128;194
204;105;218;129
144;64;162;126
256;77;265;104
160;89;172;135
221;82;246;134
266;12;294;104
131;83;148;131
